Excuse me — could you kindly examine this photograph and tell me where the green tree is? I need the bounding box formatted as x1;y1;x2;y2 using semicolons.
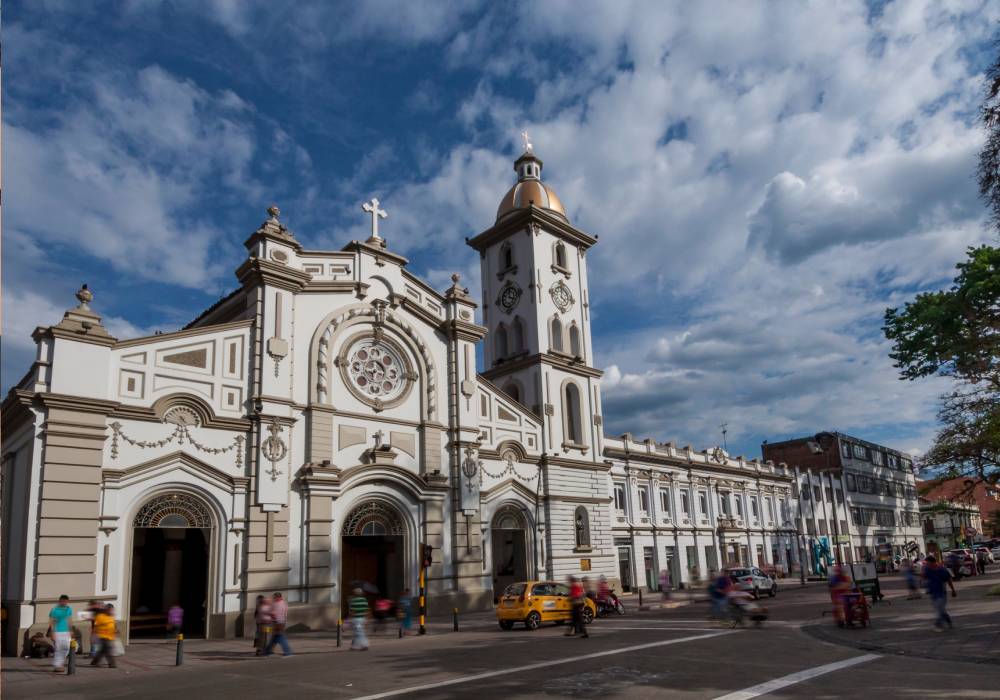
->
978;45;1000;228
883;245;1000;389
884;248;1000;486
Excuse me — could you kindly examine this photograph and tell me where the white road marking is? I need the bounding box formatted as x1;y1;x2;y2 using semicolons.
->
350;630;732;700
711;653;880;700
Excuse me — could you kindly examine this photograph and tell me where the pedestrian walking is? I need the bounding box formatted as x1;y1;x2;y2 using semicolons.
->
922;555;957;631
90;604;118;668
167;603;184;638
902;559;921;599
708;570;731;619
263;592;292;656
397;588;413;635
85;599;103;657
565;576;588;638
349;587;370;650
976;549;988;576
659;569;672;600
48;595;73;673
828;565;851;627
253;595;272;656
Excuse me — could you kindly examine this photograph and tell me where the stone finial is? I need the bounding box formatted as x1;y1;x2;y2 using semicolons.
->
75;284;93;310
267;205;281;222
446;272;469;298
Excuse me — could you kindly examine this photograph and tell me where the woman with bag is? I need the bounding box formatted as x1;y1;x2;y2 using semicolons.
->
90;604;118;668
253;595;272;656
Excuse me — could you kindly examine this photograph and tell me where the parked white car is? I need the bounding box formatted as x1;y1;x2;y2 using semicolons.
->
991;546;1000;561
725;567;777;599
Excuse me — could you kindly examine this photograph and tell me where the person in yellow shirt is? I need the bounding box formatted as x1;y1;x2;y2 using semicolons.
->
90;604;117;669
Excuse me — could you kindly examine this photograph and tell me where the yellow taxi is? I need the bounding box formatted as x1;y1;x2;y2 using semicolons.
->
496;581;597;630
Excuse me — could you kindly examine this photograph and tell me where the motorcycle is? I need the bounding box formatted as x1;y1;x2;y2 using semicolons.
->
594;588;626;617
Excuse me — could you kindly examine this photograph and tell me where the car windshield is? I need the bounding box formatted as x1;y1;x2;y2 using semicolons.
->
503;583;526;596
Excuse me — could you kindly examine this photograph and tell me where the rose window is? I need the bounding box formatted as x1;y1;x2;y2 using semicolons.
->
346;340;408;403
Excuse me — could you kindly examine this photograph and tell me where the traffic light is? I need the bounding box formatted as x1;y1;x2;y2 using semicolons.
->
421;544;433;569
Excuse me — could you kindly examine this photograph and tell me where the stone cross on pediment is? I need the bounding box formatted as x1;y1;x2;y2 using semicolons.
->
372;430;386;449
362;198;387;241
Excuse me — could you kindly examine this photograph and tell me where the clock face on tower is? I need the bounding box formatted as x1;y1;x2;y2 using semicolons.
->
549;280;574;313
497;282;522;314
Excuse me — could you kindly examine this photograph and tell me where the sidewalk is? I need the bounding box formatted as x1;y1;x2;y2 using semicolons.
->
1;611;497;695
803;571;1000;665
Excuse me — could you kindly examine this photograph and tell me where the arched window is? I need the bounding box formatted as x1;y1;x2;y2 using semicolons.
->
563;382;582;444
574;506;591;548
501;242;514;270
503;382;520;403
495;324;508;360
569;323;582;358
550;316;563;353
511;317;525;354
554;241;567;269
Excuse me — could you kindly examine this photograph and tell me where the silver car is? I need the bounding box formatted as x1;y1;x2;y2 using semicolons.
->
725;567;777;599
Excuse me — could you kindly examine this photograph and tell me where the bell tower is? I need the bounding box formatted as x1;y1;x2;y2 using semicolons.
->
467;140;604;461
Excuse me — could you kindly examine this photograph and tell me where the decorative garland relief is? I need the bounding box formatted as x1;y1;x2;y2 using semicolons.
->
110;406;245;469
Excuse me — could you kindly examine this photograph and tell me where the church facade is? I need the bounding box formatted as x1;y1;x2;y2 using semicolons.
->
1;147;797;653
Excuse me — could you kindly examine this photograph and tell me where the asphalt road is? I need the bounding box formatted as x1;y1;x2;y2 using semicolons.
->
7;576;1000;699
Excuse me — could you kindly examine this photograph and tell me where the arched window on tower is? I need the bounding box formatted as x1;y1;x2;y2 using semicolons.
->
574;506;591;548
511;317;525;354
563;381;583;445
495;324;509;361
500;241;514;270
554;241;567;269
569;323;582;358
550;316;564;353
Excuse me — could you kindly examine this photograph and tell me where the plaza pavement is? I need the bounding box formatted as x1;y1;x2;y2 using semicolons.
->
3;571;999;699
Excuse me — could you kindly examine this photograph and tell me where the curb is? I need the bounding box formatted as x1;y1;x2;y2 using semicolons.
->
801;622;1000;666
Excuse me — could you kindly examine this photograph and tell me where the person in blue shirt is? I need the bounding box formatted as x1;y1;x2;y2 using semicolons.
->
922;555;957;630
48;595;74;673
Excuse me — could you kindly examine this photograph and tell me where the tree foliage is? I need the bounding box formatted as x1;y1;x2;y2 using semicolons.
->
978;43;1000;228
920;388;1000;486
884;245;1000;388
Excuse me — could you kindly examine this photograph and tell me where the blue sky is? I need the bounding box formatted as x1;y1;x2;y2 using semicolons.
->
3;0;997;463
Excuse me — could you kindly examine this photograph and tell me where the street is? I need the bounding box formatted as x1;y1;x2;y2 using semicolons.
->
5;572;1000;699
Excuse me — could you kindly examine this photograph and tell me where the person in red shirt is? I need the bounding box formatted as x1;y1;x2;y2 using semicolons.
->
565;576;589;639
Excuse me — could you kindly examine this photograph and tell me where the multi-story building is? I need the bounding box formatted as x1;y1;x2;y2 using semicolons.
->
918;477;1000;540
918;497;982;552
762;432;924;571
604;435;799;591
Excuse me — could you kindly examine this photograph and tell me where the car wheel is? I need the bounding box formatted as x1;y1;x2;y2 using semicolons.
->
498;620;514;630
752;587;760;600
582;607;594;625
525;611;541;630
769;584;777;598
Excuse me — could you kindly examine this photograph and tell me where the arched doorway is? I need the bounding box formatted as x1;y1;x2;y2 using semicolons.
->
129;492;212;638
491;505;529;601
340;501;406;614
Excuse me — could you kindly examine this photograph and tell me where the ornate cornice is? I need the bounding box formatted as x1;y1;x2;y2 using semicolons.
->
466;206;598;253
481;352;603;381
236;257;312;292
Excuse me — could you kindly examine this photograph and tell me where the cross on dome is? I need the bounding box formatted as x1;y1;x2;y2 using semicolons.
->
362;198;388;242
520;129;533;154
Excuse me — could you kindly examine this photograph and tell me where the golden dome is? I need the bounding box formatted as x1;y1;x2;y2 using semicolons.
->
496;151;567;222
